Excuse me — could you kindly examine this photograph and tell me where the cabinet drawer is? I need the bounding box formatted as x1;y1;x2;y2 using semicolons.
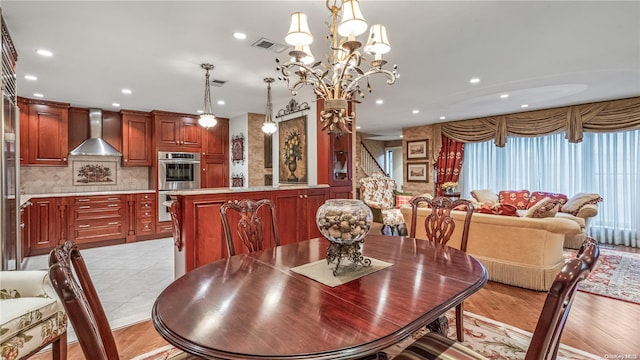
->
137;207;155;219
137;200;155;212
137;193;154;201
73;206;124;221
73;221;125;242
157;222;173;234
74;195;122;205
136;220;156;235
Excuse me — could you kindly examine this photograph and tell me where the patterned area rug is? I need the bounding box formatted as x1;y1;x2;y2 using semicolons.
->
383;311;600;359
564;248;640;304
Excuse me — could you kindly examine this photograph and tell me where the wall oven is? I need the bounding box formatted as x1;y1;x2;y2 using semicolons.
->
158;151;201;222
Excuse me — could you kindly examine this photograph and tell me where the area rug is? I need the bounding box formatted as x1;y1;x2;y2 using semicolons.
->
563;248;640;304
382;311;600;359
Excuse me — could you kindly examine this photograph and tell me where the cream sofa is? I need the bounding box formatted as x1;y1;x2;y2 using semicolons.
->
400;206;582;291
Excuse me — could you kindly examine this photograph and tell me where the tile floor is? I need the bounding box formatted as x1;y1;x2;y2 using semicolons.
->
23;237;174;343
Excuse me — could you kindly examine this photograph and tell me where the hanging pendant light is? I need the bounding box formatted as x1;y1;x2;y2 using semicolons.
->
262;77;277;134
198;63;217;128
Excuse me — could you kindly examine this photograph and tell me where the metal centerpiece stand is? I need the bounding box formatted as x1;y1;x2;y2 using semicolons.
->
316;199;373;276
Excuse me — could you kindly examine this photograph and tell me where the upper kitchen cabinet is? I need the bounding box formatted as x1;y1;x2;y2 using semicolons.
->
153;111;202;150
202;117;228;157
21;98;70;166
121;110;152;166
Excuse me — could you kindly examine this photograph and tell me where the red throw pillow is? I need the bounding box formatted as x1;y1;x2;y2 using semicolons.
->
498;190;531;210
528;191;568;209
395;195;412;209
476;203;519;217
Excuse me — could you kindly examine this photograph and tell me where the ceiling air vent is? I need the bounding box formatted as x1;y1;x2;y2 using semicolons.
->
251;37;289;54
209;79;227;87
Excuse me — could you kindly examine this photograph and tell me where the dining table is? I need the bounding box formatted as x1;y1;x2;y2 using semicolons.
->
152;234;488;360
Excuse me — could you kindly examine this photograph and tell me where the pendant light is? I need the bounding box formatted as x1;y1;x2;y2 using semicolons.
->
198;63;217;128
262;77;277;134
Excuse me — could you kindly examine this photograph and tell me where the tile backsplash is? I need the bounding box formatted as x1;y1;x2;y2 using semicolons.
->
21;155;150;194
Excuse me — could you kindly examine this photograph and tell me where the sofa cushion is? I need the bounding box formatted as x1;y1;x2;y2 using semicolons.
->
555;212;586;228
499;190;531;210
561;193;603;216
471;189;498;204
0;297;61;343
528;191;568;209
525;197;560;218
476;202;519;217
394;190;413;209
412;193;434;208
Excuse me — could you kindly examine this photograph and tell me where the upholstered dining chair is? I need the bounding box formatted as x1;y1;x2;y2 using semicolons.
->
220;198;280;256
393;240;598;360
409;196;474;342
48;241;195;360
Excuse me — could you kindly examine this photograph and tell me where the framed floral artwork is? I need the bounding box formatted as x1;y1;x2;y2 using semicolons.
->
406;139;428;160
278;115;307;184
231;133;245;165
407;162;429;182
73;160;117;185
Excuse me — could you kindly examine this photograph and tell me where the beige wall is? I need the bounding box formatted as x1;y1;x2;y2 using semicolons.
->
402;124;435;196
247;112;272;186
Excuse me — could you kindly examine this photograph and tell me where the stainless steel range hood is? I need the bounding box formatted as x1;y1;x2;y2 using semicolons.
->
69;108;122;156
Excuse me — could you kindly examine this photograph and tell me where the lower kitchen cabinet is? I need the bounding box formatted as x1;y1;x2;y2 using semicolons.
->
27;197;68;256
70;195;127;244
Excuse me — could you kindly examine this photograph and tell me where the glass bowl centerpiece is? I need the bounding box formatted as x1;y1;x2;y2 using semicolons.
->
316;199;373;275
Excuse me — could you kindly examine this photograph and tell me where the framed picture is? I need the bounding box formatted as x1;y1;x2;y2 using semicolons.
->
406;139;428;160
407;162;429;182
73;160;117;185
231;133;245;165
278;115;308;184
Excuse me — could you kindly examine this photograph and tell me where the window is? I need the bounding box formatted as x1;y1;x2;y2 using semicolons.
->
461;131;639;247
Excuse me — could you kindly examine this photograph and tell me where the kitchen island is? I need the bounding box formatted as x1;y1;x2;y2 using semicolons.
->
167;185;334;276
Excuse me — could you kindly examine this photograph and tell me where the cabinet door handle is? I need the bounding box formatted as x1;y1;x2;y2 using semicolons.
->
77;199;90;202
78;225;90;228
107;197;119;201
203;168;206;171
63;158;67;161
108;222;119;225
108;204;119;207
304;195;308;198
124;159;128;162
78;205;90;209
299;195;303;198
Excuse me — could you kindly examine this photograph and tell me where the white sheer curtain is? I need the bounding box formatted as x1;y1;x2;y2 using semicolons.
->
461;130;639;247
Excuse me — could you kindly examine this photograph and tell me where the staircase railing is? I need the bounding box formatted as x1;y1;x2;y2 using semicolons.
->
359;141;386;177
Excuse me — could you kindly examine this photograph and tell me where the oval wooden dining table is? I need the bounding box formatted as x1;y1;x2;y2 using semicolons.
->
152;235;488;360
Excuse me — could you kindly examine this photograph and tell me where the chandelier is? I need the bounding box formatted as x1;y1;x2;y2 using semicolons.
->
277;0;398;136
198;63;217;128
262;77;277;134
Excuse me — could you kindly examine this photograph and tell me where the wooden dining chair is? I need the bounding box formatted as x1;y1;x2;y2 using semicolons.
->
48;241;194;360
220;198;280;256
409;196;474;342
394;240;599;360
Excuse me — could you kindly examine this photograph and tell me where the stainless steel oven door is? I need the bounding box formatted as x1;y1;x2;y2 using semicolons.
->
158;191;172;222
158;160;201;190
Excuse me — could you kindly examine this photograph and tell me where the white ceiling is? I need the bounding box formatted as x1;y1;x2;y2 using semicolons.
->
3;1;639;139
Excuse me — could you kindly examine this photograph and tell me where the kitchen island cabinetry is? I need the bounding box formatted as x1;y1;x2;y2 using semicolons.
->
168;186;329;274
18;98;70;166
153;111;202;150
121;110;152;166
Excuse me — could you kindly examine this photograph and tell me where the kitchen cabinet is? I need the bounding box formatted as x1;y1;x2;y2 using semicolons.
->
153;111;202;150
202;117;228;156
121;110;152;166
273;187;327;245
135;193;156;236
201;158;228;188
22;99;70;166
70;195;126;244
201;118;229;188
27;197;67;256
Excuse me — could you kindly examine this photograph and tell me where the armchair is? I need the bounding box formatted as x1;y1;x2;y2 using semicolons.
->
0;270;67;360
359;172;406;235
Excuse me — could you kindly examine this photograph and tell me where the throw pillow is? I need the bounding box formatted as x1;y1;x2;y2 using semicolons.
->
498;190;531;210
476;203;519;217
561;193;603;216
395;192;413;209
471;189;498;204
528;191;568;209
524;197;560;218
412;193;433;208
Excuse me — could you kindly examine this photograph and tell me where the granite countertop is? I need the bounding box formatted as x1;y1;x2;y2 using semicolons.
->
20;189;155;206
167;184;330;196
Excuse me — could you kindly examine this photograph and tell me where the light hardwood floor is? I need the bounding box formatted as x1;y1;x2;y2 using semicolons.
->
31;240;639;360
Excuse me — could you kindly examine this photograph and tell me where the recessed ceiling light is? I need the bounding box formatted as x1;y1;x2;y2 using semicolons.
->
36;49;53;57
122;88;132;94
217;100;225;105
500;94;509;99
233;32;247;40
412;109;419;114
197;110;204;114
376;99;383;105
356;126;361;130
112;103;120;107
469;78;480;84
440;116;446;120
400;134;404;138
24;74;38;81
33;93;44;98
521;104;529;108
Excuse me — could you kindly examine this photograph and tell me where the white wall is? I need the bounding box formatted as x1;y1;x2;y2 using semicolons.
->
229;114;249;188
390;146;404;191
